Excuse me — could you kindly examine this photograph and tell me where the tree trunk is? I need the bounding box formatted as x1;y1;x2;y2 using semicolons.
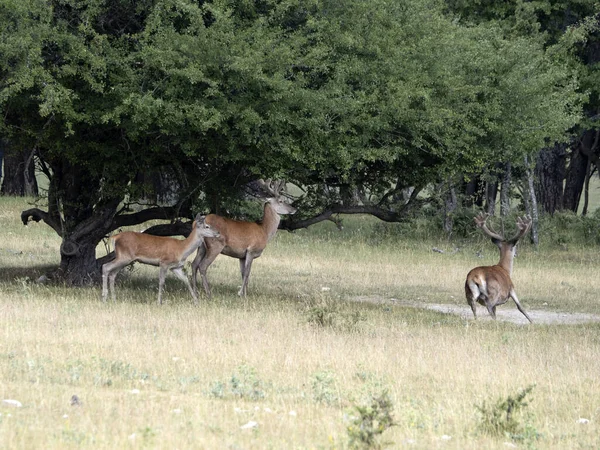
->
535;144;566;215
58;239;103;285
1;144;38;196
463;174;484;207
485;180;498;215
500;161;511;217
563;145;588;212
524;155;539;247
582;159;592;216
444;181;457;235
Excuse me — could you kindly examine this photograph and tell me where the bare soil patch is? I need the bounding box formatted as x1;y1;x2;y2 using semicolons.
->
352;295;600;325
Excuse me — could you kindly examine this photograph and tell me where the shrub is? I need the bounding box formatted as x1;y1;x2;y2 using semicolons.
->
304;297;366;332
207;364;266;401
347;390;396;449
312;370;339;406
476;385;535;437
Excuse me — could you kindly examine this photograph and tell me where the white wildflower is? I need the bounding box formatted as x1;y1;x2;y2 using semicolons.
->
2;400;22;408
240;421;258;429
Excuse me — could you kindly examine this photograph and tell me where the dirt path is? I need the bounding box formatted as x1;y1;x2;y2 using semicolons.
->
352;296;600;325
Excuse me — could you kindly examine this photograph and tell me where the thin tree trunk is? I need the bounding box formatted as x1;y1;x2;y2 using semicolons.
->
444;181;457;235
500;161;511;217
485;180;498;215
582;158;592;216
524;155;539;247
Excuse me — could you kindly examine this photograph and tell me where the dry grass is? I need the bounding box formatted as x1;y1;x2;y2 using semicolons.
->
1;196;599;449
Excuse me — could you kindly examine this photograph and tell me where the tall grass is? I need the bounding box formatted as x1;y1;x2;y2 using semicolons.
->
0;197;599;449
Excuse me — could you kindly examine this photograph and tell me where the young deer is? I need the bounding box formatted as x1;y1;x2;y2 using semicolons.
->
102;214;220;304
465;212;533;323
191;180;296;298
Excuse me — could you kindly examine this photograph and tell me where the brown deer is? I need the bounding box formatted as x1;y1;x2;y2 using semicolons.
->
102;214;220;304
465;212;533;323
191;180;296;298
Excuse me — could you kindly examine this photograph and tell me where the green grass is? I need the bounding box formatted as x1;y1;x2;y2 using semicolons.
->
1;196;599;449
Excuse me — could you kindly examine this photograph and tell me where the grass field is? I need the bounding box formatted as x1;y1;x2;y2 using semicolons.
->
1;196;599;449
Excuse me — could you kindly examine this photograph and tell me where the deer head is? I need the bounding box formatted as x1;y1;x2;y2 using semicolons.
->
475;212;532;274
256;178;297;215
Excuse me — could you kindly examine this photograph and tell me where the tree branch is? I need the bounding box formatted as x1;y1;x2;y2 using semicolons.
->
142;221;193;237
21;208;63;236
110;205;192;232
280;203;416;231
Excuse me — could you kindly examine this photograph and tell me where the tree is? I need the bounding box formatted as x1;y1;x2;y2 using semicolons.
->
446;0;600;215
0;0;581;284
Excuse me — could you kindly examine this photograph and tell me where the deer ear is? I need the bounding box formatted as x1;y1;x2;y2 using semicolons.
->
194;213;205;223
491;238;502;248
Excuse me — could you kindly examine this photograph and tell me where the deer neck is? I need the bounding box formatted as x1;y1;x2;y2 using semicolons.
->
262;201;281;241
497;247;514;276
180;224;202;261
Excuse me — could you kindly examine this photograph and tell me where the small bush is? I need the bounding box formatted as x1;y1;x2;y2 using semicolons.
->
207;364;266;401
312;370;339;406
347;390;396;449
476;385;535;437
304;297;367;332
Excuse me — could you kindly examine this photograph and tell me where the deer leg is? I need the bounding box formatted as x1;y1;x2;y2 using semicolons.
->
239;255;254;297
485;301;497;320
101;265;111;302
191;243;207;297
239;258;246;281
171;266;198;304
158;265;168;305
197;244;223;298
102;259;129;302
108;272;118;302
510;289;533;324
465;281;480;319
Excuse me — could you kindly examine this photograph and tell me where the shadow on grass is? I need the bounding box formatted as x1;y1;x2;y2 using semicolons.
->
0;265;57;283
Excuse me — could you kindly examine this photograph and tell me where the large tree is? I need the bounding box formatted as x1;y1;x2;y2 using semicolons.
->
0;0;581;284
446;0;600;215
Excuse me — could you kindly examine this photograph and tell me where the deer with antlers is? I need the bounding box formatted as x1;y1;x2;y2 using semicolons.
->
102;214;220;304
191;180;296;298
465;212;533;323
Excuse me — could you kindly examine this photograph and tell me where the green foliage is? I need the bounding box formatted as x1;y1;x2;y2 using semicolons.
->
347;390;396;450
0;0;585;284
304;296;367;332
311;369;339;406
476;385;535;438
372;208;600;248
539;210;600;247
208;364;267;401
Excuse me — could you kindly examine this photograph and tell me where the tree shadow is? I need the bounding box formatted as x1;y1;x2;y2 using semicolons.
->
0;265;57;283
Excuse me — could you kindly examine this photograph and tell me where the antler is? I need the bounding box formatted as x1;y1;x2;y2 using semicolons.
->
474;212;504;241
507;215;532;244
256;179;285;198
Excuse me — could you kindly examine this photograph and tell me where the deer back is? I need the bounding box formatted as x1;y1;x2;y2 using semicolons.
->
205;214;268;253
466;264;514;300
113;232;187;262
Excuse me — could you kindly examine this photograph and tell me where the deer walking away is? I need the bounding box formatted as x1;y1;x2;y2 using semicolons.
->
192;179;296;298
102;214;220;304
465;212;533;323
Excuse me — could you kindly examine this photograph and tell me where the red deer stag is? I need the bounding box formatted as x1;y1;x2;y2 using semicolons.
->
102;214;220;304
465;212;533;323
191;180;296;298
